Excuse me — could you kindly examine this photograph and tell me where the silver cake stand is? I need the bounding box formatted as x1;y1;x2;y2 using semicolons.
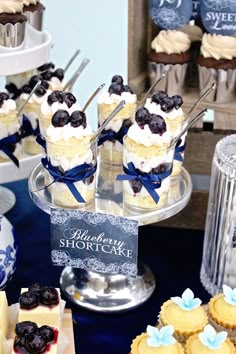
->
28;162;192;312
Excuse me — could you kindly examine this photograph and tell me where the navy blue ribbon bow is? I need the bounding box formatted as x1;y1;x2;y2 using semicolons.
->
174;139;186;162
116;162;172;204
42;157;97;203
20;114;40;139
0;132;21;167
98;126;129;146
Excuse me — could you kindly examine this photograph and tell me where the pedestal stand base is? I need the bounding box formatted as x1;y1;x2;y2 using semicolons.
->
0;186;16;214
60;265;156;312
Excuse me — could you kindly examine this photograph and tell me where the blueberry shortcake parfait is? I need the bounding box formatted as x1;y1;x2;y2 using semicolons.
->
39;90;80;137
37;62;66;91
45;95;96;208
0;92;21;164
97;75;137;165
145;91;186;177
122;107;173;210
18;75;52;155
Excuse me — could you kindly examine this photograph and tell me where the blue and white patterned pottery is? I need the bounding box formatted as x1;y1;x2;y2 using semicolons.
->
0;215;17;289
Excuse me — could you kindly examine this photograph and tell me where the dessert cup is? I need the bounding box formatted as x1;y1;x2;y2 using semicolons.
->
172;131;187;177
20;102;41;155
123;136;174;211
45;138;96;209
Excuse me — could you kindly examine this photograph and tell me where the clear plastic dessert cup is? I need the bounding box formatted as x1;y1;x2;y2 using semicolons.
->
97;101;136;166
122;136;174;211
20;102;41;155
0;114;22;163
45;137;97;209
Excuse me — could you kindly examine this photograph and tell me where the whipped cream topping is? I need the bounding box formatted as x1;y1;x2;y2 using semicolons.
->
151;30;191;54
41;100;81;116
126;151;172;173
178;24;203;42
97;91;137;105
46;123;93;142
0;99;16;115
127;122;171;147
145;98;184;121
23;0;39;6
0;0;23;14
49;148;93;172
20;90;51;105
48;77;65;91
201;33;236;60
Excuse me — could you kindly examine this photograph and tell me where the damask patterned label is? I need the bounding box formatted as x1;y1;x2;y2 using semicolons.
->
149;0;192;29
50;209;138;277
201;0;236;35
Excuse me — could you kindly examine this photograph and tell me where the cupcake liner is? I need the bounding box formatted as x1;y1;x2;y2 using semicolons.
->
0;22;26;48
24;8;44;31
148;61;188;96
198;65;236;104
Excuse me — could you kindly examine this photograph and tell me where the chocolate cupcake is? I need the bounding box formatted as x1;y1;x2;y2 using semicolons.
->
23;0;45;30
148;30;191;96
197;33;236;103
0;0;27;48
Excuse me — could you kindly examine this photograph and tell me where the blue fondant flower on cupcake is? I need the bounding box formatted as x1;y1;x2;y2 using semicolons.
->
171;288;202;311
199;324;227;350
223;284;236;305
146;325;176;347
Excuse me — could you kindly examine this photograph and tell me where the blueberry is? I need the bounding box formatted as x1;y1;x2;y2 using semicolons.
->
52;68;64;81
19;291;38;309
111;75;123;85
41;70;52;81
54;90;65;103
172;95;183;109
47;91;64;105
41;80;49;90
39;326;54;343
25;332;47;353
52;110;70;127
40;287;59;306
5;83;18;94
160;96;175;112
123;85;133;94
22;85;32;94
16;321;38;337
121;119;132;129
135;107;151;127
28;283;42;297
1;92;9;100
38;62;55;72
70;110;87;128
151;91;168;105
149;114;166;135
151;164;168;174
130;180;142;194
35;85;46;97
64;92;76;108
29;75;42;89
14;335;25;350
108;82;123;95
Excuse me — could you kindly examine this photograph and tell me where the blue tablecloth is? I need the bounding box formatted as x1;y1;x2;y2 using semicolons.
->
4;179;210;354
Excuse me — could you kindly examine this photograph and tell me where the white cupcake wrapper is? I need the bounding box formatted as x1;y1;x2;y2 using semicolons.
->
148;62;188;96
0;22;26;48
198;65;236;104
24;8;44;31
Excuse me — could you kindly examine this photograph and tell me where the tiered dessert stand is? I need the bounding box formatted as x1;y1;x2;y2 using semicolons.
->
0;25;51;214
29;161;192;312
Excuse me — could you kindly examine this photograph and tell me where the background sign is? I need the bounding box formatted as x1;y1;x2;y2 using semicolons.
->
201;0;236;35
192;0;201;20
149;0;192;29
50;209;139;277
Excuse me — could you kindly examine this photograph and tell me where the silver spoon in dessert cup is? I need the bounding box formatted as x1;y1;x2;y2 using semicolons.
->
137;68;171;110
90;100;126;147
170;108;208;148
187;83;216;117
82;83;105;112
63;58;90;92
64;48;81;73
17;80;41;118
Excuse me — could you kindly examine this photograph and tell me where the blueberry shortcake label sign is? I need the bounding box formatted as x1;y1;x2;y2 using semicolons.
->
149;0;192;29
50;209;138;277
201;0;236;35
192;0;201;20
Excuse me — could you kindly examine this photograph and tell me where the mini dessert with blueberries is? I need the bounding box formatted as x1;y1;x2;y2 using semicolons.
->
44;97;96;208
122;107;173;210
39;90;80;137
37;62;66;91
0;92;21;164
97;75;137;165
18;75;51;155
18;284;61;330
